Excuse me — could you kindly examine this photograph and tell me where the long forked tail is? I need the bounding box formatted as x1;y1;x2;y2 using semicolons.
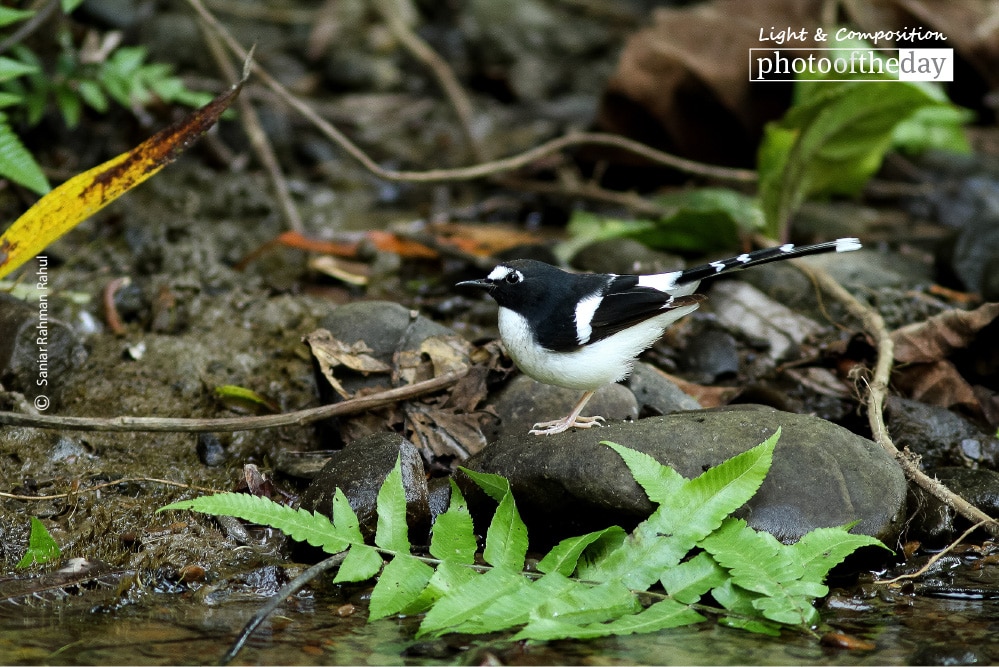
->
674;237;861;286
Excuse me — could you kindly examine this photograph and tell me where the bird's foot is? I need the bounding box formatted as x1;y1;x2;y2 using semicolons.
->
529;415;605;436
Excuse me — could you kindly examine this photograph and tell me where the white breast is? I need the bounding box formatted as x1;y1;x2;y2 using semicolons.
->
497;304;700;390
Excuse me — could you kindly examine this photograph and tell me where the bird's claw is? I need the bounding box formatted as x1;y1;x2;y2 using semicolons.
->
529;415;605;436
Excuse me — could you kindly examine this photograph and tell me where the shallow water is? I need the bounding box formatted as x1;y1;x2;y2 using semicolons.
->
2;583;997;665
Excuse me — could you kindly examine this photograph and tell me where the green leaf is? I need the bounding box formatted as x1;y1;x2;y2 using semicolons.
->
401;559;479;614
659;551;728;604
418;567;526;637
0;8;34;27
0;56;39;83
463;468;528;571
515;598;704;640
791;525;890;581
458;467;508;503
537;526;627;577
711;579;782;636
333;544;383;584
757;79;956;235
159;492;352;554
77;79;109;113
0;115;50;194
560;190;762;260
55;84;82;128
447;571;579;635
0;92;23;108
368;554;434;621
700;516;838;626
374;456;410;554
61;0;86;13
16;517;61;568
639;188;763;252
891;104;972;155
601;442;685;504
428;480;477;565
582;432;778;589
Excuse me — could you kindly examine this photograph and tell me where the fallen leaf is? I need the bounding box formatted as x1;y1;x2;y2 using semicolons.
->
892;360;981;414
303;329;391;399
709;281;823;361
214;385;281;414
420;335;473;377
892;303;999;364
407;405;489;460
0;73;244;278
308;255;370;285
597;0;823;167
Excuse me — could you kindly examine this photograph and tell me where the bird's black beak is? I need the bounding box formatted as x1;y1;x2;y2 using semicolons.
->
456;278;494;291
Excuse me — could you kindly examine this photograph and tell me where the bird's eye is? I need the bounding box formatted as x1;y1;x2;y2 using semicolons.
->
505;272;522;284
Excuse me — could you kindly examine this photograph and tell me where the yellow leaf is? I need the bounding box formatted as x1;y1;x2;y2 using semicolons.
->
0;78;244;279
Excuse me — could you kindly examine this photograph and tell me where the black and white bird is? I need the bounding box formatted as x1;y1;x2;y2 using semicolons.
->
458;237;862;435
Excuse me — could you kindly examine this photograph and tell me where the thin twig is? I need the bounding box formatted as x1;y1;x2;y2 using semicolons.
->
371;0;483;162
0;369;467;433
790;256;999;536
0;0;59;56
219;552;348;665
875;520;990;586
0;476;222;501
182;0;754;185
199;25;303;232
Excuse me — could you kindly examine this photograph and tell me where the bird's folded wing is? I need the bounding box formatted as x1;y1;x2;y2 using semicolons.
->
586;290;705;344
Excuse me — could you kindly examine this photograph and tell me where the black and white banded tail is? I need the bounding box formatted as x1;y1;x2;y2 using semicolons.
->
674;237;861;286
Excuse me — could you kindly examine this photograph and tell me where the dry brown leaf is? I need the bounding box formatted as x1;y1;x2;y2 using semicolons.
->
303;329;391;399
598;0;824;166
892;303;999;364
407;406;489;459
446;365;491;413
892;360;980;413
420;335;473;377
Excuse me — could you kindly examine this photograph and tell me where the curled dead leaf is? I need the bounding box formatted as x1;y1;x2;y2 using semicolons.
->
303;329;391;399
892;303;999;364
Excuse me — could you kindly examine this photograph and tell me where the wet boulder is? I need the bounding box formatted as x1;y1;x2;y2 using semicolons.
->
461;405;906;549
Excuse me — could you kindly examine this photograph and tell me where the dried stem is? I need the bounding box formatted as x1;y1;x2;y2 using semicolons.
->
183;0;754;185
0;370;466;433
199;23;304;232
371;0;484;162
793;258;999;536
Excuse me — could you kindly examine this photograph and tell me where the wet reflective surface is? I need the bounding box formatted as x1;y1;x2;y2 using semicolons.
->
1;580;997;665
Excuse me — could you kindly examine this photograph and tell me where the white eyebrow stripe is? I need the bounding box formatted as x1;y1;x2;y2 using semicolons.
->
575;293;602;344
487;266;513;280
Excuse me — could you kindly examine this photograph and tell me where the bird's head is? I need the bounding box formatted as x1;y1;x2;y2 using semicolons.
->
456;260;564;309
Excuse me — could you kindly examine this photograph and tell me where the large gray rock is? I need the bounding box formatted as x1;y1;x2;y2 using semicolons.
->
462;405;906;548
489;375;638;440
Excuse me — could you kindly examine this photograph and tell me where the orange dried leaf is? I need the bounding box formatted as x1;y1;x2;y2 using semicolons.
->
366;230;438;259
0;80;245;279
